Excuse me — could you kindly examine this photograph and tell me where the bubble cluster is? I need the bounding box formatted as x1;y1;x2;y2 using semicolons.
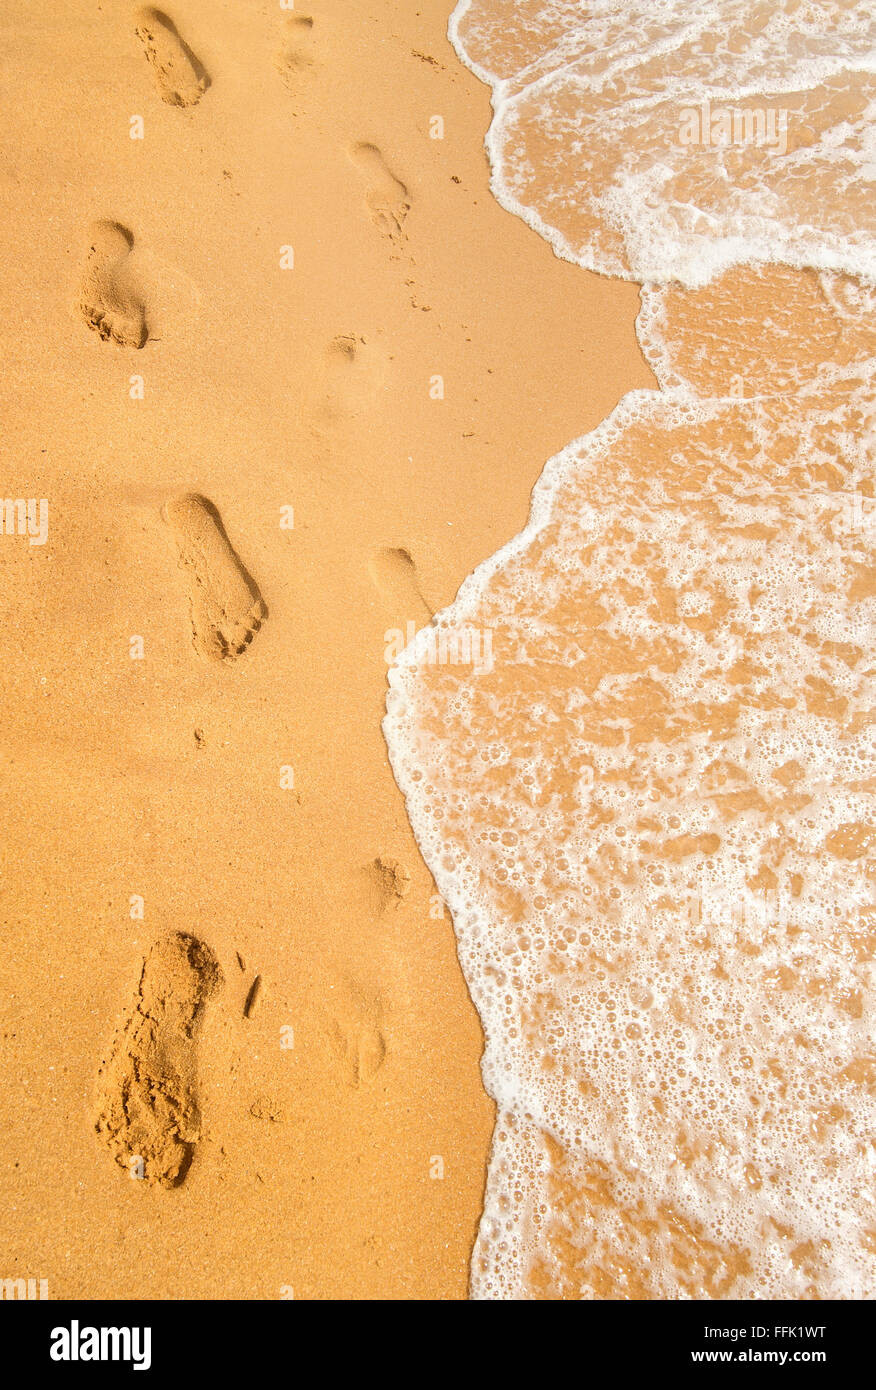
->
386;378;875;1297
381;0;876;1300
451;0;876;287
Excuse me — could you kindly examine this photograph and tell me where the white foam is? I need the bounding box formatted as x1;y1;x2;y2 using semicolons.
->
383;0;876;1298
450;0;876;288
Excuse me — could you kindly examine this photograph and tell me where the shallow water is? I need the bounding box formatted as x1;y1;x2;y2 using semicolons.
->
385;0;876;1298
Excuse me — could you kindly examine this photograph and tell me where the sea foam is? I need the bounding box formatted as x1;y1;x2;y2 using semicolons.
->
385;0;876;1298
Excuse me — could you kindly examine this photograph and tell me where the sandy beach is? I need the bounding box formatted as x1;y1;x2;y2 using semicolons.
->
0;0;653;1298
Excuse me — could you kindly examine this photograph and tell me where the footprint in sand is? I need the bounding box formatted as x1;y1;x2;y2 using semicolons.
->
77;221;147;348
163;494;267;664
350;143;411;244
369;545;433;624
331;982;387;1089
319;334;386;418
274;14;315;87
363;855;411;915
134;6;208;107
95;933;222;1187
